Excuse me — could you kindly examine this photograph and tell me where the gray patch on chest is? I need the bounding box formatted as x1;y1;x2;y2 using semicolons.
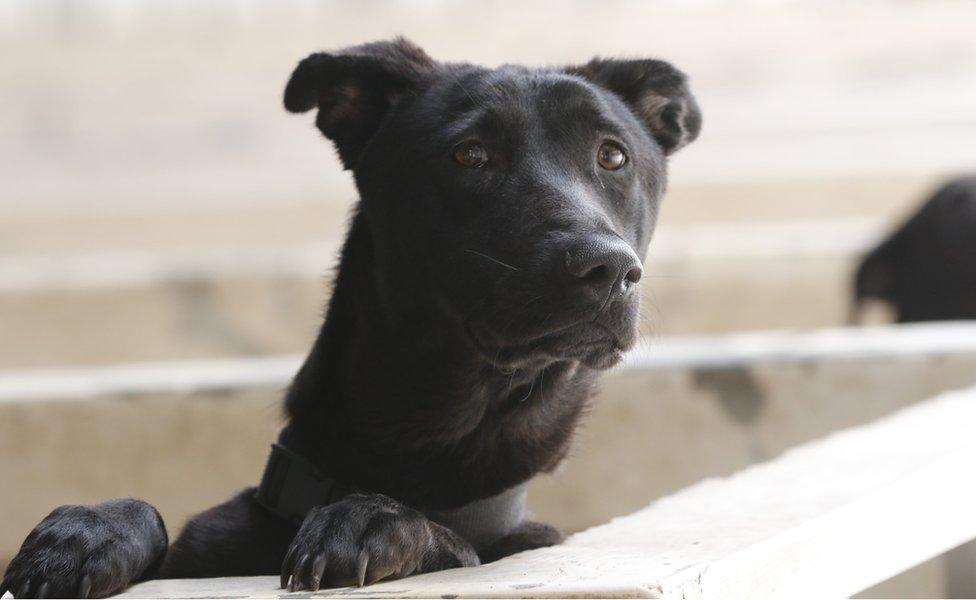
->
423;483;527;550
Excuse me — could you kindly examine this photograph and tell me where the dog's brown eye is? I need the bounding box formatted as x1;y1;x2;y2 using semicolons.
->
597;142;627;170
453;140;488;168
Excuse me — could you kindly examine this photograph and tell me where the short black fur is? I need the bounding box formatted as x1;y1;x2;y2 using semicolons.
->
853;176;976;323
2;38;700;598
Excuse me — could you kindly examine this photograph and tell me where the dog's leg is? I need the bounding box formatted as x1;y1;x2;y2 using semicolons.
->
478;520;564;563
1;499;168;599
280;493;479;592
160;488;297;579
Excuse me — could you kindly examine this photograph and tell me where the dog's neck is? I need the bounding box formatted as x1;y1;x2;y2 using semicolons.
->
280;208;596;509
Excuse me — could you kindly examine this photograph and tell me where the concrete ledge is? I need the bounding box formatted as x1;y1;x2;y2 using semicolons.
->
108;385;976;598
4;323;976;554
4;322;976;402
628;321;976;370
3;323;976;595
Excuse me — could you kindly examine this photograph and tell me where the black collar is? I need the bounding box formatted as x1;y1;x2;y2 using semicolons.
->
254;443;528;550
255;443;356;522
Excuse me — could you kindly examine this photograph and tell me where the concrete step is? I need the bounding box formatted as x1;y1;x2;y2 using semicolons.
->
105;384;976;598
3;323;976;576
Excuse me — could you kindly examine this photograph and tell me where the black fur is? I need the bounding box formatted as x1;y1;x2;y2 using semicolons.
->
853;176;976;323
2;38;699;598
0;501;166;599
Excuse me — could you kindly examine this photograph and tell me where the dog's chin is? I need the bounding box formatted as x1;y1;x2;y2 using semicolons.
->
467;318;635;371
538;325;631;370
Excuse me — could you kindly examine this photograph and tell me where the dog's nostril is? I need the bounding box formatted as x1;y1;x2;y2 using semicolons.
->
580;264;610;283
564;237;643;299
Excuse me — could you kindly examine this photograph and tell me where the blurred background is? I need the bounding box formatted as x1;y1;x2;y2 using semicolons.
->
1;0;975;597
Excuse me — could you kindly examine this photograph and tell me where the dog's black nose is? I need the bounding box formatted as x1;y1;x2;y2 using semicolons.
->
565;236;643;299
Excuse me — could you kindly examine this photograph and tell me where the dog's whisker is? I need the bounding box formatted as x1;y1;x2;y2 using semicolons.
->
519;375;536;402
443;67;481;108
534;367;547;407
464;249;521;272
506;368;518;395
593;165;607;190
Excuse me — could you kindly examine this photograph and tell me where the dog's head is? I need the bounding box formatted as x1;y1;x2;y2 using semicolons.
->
286;38;700;370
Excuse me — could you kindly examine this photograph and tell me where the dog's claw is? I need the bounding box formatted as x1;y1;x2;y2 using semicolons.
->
310;554;327;592
78;574;92;599
36;581;51;599
356;551;369;588
280;545;297;589
295;553;313;592
16;579;32;599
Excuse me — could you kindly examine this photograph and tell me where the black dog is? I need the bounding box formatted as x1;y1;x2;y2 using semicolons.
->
853;176;976;323
2;38;700;598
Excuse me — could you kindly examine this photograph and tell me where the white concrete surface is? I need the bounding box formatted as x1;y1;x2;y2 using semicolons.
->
0;354;303;403
99;384;976;599
627;321;976;370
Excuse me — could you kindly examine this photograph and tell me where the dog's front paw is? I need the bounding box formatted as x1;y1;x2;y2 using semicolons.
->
1;501;166;599
281;493;478;591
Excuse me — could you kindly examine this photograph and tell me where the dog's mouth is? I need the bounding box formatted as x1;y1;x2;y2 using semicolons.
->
466;317;632;370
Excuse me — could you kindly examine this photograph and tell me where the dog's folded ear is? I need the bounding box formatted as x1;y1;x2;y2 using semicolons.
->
284;37;437;168
569;58;701;155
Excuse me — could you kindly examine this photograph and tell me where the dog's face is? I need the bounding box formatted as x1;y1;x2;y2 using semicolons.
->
286;39;700;370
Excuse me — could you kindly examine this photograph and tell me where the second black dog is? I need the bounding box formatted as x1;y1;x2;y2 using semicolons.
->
853;176;976;323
